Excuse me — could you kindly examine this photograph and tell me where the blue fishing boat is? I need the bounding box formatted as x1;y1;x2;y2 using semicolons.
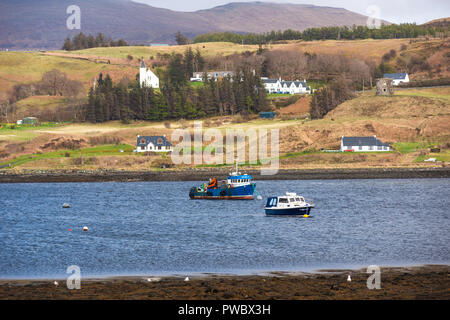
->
189;164;256;200
264;192;314;216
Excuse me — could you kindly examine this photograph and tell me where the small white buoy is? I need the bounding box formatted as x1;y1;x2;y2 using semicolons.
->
347;275;351;282
62;203;70;208
257;195;263;200
54;281;59;286
184;277;190;282
83;226;88;232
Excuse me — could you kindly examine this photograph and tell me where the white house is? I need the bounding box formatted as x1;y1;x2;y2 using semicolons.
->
140;61;159;89
262;79;282;93
191;71;234;82
340;136;390;152
383;73;409;86
262;78;311;94
136;135;172;153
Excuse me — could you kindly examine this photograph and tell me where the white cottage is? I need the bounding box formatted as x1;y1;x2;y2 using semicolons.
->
136;135;172;153
383;73;409;86
341;136;390;152
140;61;159;89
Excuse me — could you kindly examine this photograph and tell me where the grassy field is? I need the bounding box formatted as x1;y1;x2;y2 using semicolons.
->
0;51;137;98
63;42;260;59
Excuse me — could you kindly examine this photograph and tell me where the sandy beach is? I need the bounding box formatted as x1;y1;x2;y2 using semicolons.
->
0;265;448;300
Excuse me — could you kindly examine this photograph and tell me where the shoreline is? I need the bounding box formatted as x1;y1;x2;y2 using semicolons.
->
0;264;448;300
0;167;449;183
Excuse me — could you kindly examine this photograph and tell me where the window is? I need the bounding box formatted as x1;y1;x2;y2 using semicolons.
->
378;146;382;150
140;138;146;144
289;198;295;202
369;146;374;150
157;138;163;144
278;198;288;203
359;146;362;151
158;146;162;150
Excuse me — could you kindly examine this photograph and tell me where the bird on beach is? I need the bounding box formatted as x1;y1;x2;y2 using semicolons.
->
347;275;351;282
54;281;59;286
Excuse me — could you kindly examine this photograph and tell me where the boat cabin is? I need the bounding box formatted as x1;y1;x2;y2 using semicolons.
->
227;174;252;186
266;192;307;208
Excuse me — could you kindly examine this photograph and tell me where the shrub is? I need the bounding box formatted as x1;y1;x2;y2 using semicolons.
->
65;152;71;158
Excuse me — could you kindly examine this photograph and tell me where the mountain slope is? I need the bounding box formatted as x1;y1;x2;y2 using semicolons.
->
0;0;381;50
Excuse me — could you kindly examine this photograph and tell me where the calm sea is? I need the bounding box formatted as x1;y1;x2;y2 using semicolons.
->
0;179;449;278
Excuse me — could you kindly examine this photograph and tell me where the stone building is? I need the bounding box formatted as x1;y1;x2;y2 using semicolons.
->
376;78;394;96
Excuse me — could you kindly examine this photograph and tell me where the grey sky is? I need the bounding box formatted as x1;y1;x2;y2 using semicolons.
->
133;0;449;24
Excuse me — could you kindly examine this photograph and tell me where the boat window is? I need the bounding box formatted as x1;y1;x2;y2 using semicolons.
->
278;198;288;203
296;197;301;201
289;198;295;202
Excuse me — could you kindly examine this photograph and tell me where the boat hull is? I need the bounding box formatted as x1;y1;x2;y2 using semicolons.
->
265;206;312;216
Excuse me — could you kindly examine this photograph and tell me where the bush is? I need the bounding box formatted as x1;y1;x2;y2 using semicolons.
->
64;152;71;158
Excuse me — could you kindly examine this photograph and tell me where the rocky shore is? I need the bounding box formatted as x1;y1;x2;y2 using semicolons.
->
0;167;449;183
0;265;448;300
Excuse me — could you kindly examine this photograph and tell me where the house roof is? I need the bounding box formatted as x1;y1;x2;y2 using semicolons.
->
342;136;390;147
137;136;172;147
383;73;407;80
263;79;279;84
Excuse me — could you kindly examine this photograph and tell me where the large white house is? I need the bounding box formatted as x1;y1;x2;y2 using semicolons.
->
140;61;159;89
262;78;311;94
383;73;409;86
340;136;390;152
136;135;172;153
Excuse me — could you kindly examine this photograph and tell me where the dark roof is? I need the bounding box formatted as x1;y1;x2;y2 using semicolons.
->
263;79;279;84
383;73;407;80
342;136;389;147
136;136;172;147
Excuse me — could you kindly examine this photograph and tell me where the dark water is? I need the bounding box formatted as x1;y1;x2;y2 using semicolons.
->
0;179;449;278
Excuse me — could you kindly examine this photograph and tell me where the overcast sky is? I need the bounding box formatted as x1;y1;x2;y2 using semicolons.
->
133;0;449;24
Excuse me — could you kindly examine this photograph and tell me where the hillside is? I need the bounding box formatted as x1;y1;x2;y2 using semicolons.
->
1;87;449;171
0;0;381;50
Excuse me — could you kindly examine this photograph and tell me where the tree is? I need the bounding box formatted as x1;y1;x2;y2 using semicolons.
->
40;69;68;96
175;31;190;45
